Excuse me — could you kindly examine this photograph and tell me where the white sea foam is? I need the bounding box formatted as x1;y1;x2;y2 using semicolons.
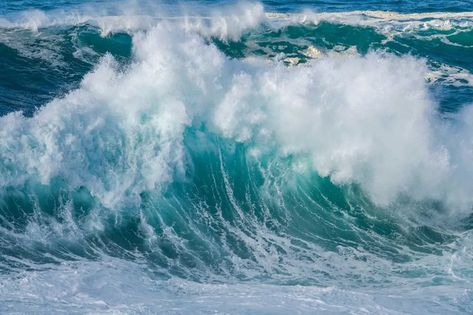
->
0;2;266;39
426;64;473;87
2;1;472;37
0;257;470;314
0;16;473;215
266;10;473;29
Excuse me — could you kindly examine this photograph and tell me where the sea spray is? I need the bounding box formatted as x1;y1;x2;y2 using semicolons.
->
0;1;473;314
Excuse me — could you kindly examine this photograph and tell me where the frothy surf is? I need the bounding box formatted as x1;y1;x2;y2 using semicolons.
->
1;1;473;314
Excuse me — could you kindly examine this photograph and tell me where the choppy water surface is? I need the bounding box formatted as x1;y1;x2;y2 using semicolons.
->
1;1;473;314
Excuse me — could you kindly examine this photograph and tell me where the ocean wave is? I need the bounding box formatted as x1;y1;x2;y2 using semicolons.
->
2;2;473;89
1;2;473;313
2;20;473;210
2;2;473;34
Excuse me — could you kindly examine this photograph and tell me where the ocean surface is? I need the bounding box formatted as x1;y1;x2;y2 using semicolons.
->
1;0;473;314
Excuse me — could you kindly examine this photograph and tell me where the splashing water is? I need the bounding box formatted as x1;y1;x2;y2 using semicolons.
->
1;1;473;314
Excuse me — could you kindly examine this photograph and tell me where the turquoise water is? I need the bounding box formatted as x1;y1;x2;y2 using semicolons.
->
1;1;473;314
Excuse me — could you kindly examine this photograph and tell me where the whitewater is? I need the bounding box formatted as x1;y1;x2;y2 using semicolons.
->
0;1;473;314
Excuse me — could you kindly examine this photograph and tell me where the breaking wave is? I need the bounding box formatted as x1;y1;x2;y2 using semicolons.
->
1;2;473;313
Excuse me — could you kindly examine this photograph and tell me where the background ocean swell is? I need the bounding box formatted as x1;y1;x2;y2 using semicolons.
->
1;1;473;314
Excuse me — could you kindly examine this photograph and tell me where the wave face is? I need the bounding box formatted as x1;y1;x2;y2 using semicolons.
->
1;1;473;314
